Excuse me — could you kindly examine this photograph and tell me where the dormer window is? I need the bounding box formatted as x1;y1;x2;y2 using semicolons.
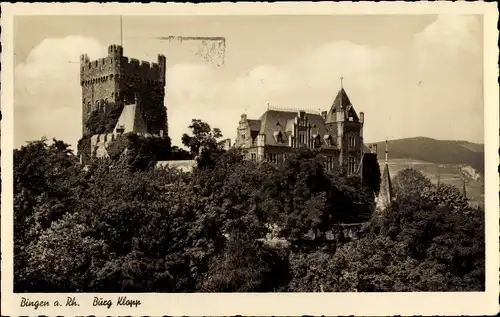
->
324;134;333;146
117;125;125;134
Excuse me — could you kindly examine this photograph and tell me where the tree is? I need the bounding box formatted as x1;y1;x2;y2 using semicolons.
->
181;119;225;169
181;119;223;155
324;194;485;292
423;183;469;213
200;234;288;292
362;153;381;195
260;148;331;242
25;158;228;292
14;138;83;291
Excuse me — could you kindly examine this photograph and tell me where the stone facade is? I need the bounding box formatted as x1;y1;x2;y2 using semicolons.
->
234;86;368;174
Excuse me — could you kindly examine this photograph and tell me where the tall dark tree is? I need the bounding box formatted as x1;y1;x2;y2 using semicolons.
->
14;138;82;291
182;119;225;169
362;152;381;195
392;168;433;199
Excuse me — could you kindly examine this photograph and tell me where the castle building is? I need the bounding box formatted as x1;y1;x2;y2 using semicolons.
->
78;44;167;162
234;84;369;175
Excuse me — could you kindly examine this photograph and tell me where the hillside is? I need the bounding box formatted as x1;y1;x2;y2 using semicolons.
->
369;137;484;175
381;158;484;206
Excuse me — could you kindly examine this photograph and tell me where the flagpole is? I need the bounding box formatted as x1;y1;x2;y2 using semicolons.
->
120;16;123;47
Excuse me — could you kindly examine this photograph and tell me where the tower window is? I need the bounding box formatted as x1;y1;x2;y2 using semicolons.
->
348;133;356;149
325;156;331;170
348;157;356;174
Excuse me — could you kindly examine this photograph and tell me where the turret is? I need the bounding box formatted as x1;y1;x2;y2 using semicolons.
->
376;139;394;212
79;54;90;81
108;44;124;58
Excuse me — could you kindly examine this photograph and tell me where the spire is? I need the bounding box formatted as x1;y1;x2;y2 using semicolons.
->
461;178;467;198
385;137;388;165
377;138;393;212
339;77;344;109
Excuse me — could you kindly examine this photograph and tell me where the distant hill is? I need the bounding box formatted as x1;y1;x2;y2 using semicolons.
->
368;137;484;175
380;158;484;206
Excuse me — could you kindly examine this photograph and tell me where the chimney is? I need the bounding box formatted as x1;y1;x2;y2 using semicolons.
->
321;111;327;120
160;130;164;137
360;112;364;124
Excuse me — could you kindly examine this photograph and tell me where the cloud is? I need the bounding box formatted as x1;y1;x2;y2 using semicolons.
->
166;15;482;145
15;36;106;149
14;15;483;151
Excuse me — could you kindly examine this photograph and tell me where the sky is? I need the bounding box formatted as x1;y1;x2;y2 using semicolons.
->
13;14;484;150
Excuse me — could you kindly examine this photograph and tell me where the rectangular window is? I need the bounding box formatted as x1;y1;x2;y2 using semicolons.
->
251;153;256;162
348;157;356;174
270;153;277;164
327;156;335;171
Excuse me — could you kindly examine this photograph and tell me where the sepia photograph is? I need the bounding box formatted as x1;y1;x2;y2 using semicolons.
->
1;2;498;316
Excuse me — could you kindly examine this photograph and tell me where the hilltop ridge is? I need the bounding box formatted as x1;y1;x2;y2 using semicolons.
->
368;136;484;175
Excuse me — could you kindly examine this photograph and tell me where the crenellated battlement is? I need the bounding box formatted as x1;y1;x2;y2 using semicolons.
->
80;44;168;146
80;45;166;84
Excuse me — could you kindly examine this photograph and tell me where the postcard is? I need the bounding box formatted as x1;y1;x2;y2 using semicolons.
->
1;2;499;316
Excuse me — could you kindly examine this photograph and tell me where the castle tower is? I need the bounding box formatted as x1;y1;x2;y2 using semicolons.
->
79;44;167;137
376;139;394;211
325;78;364;175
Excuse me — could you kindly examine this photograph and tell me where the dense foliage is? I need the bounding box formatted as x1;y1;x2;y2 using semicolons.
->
13;124;484;293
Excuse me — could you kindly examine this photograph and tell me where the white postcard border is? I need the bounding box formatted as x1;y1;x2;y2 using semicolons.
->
1;2;499;316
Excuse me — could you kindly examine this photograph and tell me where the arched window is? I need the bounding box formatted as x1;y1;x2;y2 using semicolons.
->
314;135;321;148
348;133;356;149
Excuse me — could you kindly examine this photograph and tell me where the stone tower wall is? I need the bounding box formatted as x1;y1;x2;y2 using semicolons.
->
79;45;167;136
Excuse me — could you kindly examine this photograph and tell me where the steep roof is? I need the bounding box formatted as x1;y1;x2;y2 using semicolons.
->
248;119;261;132
326;87;359;123
332;87;353;111
258;110;329;146
114;103;147;134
